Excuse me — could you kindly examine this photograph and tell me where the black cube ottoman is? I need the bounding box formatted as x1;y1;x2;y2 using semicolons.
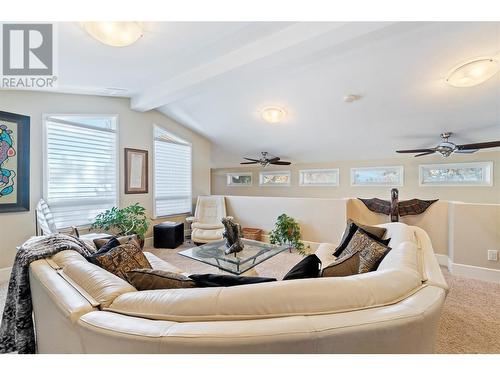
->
153;221;184;249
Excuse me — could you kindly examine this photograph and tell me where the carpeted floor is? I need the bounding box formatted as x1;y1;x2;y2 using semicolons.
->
0;244;498;353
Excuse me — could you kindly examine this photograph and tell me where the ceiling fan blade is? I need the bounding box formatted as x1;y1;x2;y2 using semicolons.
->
240;161;258;164
243;157;260;162
456;141;500;150
266;157;280;163
396;148;435;153
270;161;291;165
455;149;478;154
414;151;436;157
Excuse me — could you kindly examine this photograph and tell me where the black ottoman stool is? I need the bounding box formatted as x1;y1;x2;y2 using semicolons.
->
153;221;184;249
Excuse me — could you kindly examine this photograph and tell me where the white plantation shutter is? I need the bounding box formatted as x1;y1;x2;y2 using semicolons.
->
154;126;192;217
44;116;118;229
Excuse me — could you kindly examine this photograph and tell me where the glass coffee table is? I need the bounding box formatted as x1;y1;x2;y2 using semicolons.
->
179;239;289;275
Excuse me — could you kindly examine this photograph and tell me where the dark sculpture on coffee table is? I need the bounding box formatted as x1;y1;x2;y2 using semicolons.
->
358;188;438;222
221;217;245;255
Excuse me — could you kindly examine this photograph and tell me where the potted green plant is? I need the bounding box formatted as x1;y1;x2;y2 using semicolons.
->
91;203;150;248
269;213;307;255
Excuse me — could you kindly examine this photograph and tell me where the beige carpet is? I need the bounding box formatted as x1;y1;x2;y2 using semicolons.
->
0;244;498;353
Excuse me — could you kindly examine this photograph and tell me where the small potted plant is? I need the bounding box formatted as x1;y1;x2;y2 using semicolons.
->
269;213;307;255
91;203;150;248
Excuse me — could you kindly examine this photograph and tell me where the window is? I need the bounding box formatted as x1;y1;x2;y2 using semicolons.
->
227;172;252;186
419;162;493;186
154;125;192;217
259;171;291;186
299;169;339;186
43;115;118;229
351;166;404;186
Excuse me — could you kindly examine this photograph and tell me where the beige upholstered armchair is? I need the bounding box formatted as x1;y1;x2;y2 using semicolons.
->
187;196;230;244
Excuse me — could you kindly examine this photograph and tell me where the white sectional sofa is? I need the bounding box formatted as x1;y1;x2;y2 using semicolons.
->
29;222;448;353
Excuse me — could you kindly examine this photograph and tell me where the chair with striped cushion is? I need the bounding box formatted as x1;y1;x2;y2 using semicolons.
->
35;198;111;241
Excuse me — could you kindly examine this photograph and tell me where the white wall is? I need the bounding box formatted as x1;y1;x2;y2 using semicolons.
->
0;90;211;270
211;151;500;203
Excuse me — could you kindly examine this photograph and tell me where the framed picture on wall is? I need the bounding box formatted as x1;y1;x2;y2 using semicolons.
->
125;148;148;194
0;111;30;213
351;166;404;186
419;162;493;186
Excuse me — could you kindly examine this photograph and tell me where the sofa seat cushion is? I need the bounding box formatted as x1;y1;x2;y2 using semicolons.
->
105;268;423;322
51;250;136;308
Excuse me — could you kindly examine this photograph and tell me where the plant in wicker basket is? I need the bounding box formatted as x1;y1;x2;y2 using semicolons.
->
269;213;306;255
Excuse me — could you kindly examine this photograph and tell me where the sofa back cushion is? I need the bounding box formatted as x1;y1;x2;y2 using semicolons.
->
51;250;136;308
105;268;422;322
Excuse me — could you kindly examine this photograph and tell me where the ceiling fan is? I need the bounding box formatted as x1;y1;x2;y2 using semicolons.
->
396;132;500;157
240;152;292;167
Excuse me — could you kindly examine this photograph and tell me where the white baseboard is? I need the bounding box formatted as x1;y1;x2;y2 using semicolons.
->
0;267;12;284
449;262;500;283
434;254;499;283
435;254;450;267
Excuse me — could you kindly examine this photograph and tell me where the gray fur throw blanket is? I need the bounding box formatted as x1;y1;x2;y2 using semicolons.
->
0;234;94;354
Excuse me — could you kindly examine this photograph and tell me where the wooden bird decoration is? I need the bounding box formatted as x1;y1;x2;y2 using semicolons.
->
358;188;438;222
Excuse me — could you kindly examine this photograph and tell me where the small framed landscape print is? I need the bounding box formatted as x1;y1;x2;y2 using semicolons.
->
419;162;493;186
299;169;339;186
227;172;253;186
351;166;404;187
125;148;148;194
0;111;30;213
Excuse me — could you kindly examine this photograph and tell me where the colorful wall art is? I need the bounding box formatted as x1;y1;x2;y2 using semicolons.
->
0;111;30;213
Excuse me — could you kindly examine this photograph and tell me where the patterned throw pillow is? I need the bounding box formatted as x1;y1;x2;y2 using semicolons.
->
94;243;152;280
126;269;196;290
321;252;360;277
340;228;391;273
94;234;141;250
334;220;390;258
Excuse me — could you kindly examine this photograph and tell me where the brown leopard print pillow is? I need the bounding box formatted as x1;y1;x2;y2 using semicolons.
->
339;228;391;273
94;243;151;280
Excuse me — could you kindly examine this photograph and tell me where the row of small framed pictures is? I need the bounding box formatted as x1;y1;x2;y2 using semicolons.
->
226;162;493;187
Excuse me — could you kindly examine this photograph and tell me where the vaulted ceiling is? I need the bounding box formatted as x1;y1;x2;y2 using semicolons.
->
52;22;500;166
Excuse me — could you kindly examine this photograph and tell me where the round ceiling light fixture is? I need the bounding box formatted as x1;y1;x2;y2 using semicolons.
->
446;58;499;87
81;22;143;47
261;106;286;123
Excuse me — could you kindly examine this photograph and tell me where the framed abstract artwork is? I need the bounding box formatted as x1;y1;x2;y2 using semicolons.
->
124;148;148;194
0;111;30;213
227;172;252;186
351;166;404;187
419;162;493;186
299;169;339;186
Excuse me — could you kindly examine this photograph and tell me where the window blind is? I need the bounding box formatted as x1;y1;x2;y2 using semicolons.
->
154;126;192;217
44;116;118;229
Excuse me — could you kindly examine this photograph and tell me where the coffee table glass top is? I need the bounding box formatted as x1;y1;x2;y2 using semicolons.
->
179;239;289;275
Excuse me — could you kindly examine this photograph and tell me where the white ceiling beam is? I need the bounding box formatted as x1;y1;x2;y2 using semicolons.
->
131;22;394;112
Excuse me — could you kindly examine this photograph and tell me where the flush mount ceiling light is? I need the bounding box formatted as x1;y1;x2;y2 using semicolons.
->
446;58;499;87
81;22;143;47
261;106;286;123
